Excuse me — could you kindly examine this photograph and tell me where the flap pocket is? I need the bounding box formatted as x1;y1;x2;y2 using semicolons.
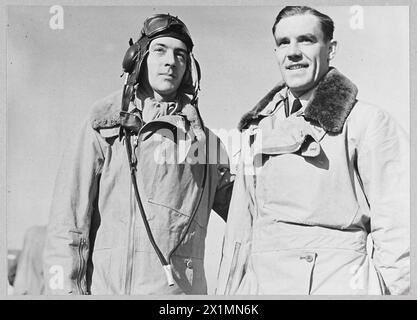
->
257;116;321;157
252;250;317;294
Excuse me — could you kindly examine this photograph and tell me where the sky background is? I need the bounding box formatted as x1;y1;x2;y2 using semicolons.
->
7;5;409;294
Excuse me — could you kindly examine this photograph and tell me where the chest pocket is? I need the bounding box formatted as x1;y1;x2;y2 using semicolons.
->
256;131;360;229
136;120;208;229
257;114;322;158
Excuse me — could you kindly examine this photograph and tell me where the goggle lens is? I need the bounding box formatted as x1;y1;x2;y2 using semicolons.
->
142;14;191;38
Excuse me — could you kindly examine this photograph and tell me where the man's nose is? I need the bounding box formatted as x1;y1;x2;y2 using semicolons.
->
287;42;302;60
164;49;176;66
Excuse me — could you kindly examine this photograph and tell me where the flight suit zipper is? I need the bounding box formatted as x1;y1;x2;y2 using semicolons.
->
125;135;139;294
225;242;241;294
75;238;88;295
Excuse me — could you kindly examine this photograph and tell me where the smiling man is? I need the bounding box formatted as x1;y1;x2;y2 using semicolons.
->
274;13;336;99
43;14;233;295
217;6;409;295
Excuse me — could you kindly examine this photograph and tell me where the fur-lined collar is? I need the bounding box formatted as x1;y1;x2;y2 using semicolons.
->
89;90;204;137
238;68;358;133
90;90;123;130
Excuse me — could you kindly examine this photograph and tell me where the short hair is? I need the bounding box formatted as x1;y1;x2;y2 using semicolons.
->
272;6;335;42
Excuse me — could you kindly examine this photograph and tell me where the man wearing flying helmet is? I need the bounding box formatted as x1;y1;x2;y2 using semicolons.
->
43;14;233;295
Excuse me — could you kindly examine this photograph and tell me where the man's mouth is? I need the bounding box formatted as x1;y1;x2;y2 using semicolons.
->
160;73;176;79
286;64;308;70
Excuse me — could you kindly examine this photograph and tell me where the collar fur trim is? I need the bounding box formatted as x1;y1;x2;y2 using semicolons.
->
238;68;358;133
90;90;123;130
89;90;204;135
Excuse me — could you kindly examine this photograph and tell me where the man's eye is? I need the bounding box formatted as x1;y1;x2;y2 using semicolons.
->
152;47;165;54
277;40;289;47
300;38;314;44
176;53;186;61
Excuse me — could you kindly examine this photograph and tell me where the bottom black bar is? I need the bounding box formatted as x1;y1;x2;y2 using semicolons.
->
2;299;416;319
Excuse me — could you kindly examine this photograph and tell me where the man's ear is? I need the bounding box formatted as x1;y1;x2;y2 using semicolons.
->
328;39;337;61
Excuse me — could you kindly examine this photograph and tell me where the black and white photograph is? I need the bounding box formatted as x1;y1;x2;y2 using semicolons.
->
4;1;412;299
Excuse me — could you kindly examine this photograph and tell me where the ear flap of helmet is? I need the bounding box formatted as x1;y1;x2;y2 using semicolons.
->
122;40;139;74
122;37;150;87
137;50;149;84
180;52;201;103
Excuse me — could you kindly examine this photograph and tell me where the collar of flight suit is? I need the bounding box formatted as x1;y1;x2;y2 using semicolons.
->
238;67;359;134
88;89;205;142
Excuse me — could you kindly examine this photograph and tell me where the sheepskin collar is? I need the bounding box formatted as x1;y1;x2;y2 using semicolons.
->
90;90;124;130
89;90;204;136
238;68;358;133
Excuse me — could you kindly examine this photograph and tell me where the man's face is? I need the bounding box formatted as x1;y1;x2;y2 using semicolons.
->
146;37;188;101
273;14;336;97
